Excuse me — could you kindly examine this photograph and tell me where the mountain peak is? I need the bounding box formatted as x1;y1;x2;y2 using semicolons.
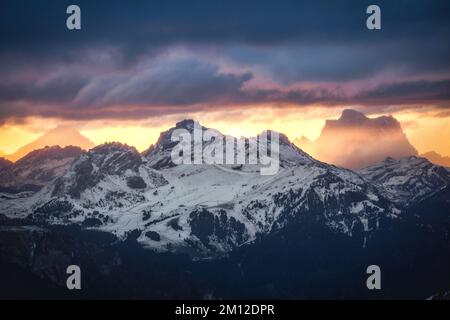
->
310;109;417;169
339;109;368;122
175;119;199;131
294;135;314;155
86;142;142;173
0;145;84;192
327;109;399;129
142;119;209;164
298;135;312;144
15;145;83;166
90;142;137;154
5;126;95;162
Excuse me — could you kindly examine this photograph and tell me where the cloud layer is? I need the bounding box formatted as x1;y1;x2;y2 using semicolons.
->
0;0;449;123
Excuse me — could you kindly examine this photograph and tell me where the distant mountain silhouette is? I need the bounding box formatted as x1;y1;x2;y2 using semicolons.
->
5;127;94;162
293;136;314;155
421;151;450;168
295;109;418;169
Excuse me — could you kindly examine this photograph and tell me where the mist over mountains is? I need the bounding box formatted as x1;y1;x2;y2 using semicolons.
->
295;109;419;170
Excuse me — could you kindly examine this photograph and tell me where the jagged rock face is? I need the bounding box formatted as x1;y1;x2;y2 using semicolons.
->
51;142;146;198
82;142;143;175
22;143;169;229
142;119;206;169
143;119;314;172
306;109;418;169
240;163;394;240
359;156;450;207
0;146;83;193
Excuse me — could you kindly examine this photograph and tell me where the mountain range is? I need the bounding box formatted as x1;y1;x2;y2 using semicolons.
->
0;118;449;299
0;146;83;193
4;110;448;172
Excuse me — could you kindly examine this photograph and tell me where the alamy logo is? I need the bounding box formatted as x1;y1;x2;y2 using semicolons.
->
366;5;381;30
66;265;81;290
366;265;381;290
66;5;81;30
170;121;280;175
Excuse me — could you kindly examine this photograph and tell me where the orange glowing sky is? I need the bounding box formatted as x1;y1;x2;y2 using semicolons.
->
0;105;448;158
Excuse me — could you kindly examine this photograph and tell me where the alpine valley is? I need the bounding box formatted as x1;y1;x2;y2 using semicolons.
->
0;119;449;299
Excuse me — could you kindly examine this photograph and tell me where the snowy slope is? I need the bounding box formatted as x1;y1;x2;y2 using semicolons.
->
0;146;83;192
358;156;450;207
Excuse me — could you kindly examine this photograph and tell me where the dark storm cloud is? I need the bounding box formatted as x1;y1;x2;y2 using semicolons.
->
225;40;450;83
73;59;253;107
242;79;450;107
355;79;450;105
2;0;449;49
0;74;88;104
0;0;449;122
1;0;449;71
1;57;449;123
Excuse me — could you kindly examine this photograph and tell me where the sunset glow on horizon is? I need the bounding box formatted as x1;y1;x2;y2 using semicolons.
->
0;105;448;159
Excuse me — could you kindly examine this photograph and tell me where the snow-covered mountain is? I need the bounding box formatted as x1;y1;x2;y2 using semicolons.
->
0;120;400;257
0;146;83;193
358;156;450;207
